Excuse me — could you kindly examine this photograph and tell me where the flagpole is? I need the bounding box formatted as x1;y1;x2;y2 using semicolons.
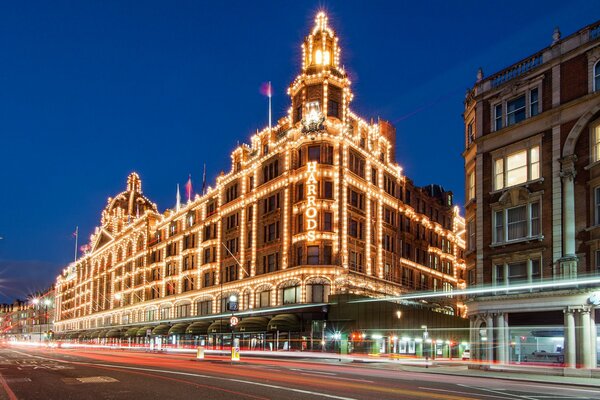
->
268;81;272;131
74;226;78;263
202;163;207;195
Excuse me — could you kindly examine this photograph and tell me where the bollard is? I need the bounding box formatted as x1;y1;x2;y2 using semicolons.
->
196;346;205;360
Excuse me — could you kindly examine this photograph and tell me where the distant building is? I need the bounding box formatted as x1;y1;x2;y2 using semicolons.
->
54;12;465;354
464;21;600;371
0;286;55;342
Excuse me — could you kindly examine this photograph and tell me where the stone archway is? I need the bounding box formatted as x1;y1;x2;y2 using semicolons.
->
562;102;600;158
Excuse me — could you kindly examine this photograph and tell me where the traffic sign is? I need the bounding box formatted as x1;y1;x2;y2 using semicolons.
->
230;316;239;326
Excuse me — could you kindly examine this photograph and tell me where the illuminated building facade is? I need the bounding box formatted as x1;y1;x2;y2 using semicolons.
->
464;21;600;370
55;13;465;343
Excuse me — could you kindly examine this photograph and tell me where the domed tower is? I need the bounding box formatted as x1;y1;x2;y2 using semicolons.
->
100;172;158;235
289;12;353;130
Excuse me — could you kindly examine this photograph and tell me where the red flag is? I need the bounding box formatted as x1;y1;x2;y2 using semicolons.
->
260;82;272;98
185;174;193;202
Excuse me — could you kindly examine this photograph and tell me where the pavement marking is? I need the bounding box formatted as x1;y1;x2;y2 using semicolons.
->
300;373;374;383
0;374;18;400
10;350;358;400
458;385;540;400
292;368;337;376
419;387;515;399
521;384;600;394
4;378;31;384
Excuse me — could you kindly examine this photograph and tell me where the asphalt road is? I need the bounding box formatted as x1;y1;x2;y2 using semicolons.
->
0;344;598;400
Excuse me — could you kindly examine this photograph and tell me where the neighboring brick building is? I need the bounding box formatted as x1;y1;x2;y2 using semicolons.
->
464;22;600;371
53;12;466;354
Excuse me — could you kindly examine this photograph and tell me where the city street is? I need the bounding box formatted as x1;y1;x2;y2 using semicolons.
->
0;345;598;400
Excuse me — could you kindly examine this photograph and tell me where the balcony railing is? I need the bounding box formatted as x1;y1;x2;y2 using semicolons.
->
490;53;543;88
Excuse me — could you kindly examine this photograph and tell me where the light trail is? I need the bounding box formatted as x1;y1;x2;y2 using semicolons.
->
350;276;600;304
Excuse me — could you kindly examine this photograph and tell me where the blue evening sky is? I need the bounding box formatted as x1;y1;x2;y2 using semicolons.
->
0;0;597;302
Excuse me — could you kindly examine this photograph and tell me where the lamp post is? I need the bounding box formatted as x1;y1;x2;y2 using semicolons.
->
31;298;41;342
43;299;51;341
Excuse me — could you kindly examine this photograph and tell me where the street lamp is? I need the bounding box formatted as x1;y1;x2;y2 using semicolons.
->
31;298;40;342
40;299;52;342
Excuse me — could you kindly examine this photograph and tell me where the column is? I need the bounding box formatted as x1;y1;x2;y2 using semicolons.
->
591;309;598;368
559;156;578;278
505;316;511;363
469;317;476;360
485;314;494;363
580;308;592;368
564;308;576;368
496;313;506;363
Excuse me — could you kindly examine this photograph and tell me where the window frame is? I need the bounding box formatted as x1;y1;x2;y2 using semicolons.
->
492;200;542;245
491;136;542;191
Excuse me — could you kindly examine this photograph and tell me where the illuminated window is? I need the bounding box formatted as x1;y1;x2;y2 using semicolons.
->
594;187;600;225
467;171;475;200
493;146;540;190
315;49;323;65
591;124;600;163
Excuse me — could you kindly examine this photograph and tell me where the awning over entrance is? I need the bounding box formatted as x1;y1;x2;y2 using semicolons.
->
152;324;171;336
98;329;111;338
267;314;301;332
106;329;125;339
207;320;230;334
168;323;190;335
186;321;212;335
124;327;140;338
235;317;270;333
136;325;155;337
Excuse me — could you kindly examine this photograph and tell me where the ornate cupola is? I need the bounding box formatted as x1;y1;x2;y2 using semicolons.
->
288;11;353;129
100;172;158;235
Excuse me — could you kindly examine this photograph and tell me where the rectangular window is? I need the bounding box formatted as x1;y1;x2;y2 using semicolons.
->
508;262;527;283
596;250;600;272
507;205;527;241
323;245;332;265
506;95;526;126
259;291;270;308
494;210;504;243
308;146;321;162
467;219;475;251
530;88;539;117
495;104;503;131
323;181;333;199
506;150;528;187
596;187;600;225
323;212;332;231
494;146;540;190
307;245;319;265
328;99;339;118
296;246;303;265
593;125;600;163
283;286;299;304
467;171;475;200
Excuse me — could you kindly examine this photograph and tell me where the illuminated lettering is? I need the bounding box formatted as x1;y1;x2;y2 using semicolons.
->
305;161;318;242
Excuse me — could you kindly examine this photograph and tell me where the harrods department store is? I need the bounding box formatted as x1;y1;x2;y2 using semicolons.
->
54;13;466;339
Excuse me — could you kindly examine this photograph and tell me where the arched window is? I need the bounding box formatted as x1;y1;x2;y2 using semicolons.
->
306;278;331;303
595;60;600;92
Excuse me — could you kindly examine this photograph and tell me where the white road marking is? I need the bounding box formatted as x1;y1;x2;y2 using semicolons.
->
10;350;357;400
458;384;541;400
519;384;600;394
299;373;374;383
292;368;337;376
418;387;514;399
